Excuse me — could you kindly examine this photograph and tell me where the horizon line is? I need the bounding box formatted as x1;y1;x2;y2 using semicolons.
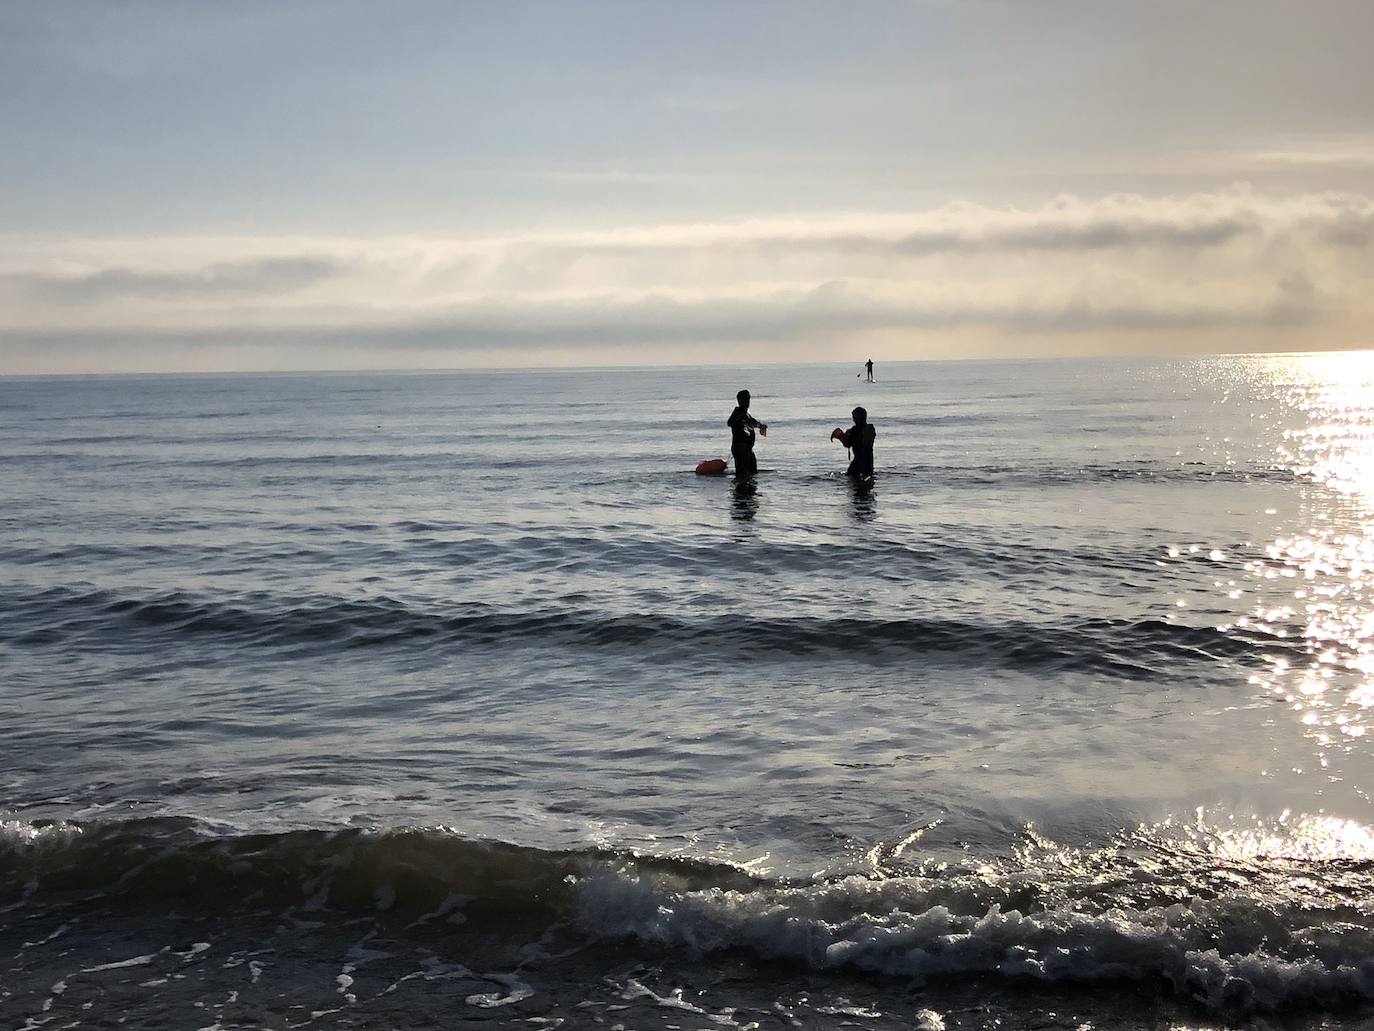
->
1;345;1371;380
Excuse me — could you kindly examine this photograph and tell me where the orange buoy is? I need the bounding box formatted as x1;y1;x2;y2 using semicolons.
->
695;458;729;475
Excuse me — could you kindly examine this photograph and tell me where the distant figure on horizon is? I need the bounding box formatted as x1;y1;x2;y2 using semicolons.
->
864;358;875;382
831;406;876;479
727;389;766;477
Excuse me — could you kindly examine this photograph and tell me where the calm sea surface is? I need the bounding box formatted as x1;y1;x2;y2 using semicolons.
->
6;355;1374;1028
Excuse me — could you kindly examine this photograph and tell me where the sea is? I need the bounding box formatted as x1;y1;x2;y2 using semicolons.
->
5;354;1374;1030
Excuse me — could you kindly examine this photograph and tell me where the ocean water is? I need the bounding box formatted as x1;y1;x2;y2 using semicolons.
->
5;354;1374;1029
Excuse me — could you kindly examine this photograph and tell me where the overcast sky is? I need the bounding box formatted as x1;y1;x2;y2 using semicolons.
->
2;0;1373;373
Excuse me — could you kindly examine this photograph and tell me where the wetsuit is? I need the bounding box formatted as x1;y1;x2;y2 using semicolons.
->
843;422;876;478
727;406;758;476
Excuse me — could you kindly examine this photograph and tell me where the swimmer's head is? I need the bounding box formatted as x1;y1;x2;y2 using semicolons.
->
737;389;750;406
852;406;867;424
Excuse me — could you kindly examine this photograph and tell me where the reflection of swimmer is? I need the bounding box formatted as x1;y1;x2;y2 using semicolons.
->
830;406;876;478
726;389;766;477
730;477;759;521
849;478;877;521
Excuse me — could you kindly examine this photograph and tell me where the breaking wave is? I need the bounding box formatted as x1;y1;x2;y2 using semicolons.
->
5;818;1374;1015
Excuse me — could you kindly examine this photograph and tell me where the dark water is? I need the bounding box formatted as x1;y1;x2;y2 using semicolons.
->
6;355;1374;1029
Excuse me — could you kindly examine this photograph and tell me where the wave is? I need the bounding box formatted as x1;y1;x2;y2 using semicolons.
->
0;584;1293;675
5;818;1374;1015
0;531;1229;584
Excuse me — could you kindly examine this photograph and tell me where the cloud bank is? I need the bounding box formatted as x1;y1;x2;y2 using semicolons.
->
2;188;1371;373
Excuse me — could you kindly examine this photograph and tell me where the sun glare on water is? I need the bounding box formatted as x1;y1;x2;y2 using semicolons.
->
1242;352;1374;799
1278;351;1374;498
1196;809;1374;863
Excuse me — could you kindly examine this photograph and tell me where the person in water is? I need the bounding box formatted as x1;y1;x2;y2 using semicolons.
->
727;389;766;476
834;406;876;478
864;358;875;382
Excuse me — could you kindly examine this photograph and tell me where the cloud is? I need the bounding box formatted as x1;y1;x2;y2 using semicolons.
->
478;189;1373;259
9;256;344;303
0;277;1325;352
2;188;1371;372
1245;144;1374;172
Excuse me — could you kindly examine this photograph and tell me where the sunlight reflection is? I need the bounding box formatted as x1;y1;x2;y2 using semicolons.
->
1275;352;1374;498
1247;351;1374;780
1160;809;1374;864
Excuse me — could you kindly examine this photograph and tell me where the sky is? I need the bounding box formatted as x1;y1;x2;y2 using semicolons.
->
1;0;1373;374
